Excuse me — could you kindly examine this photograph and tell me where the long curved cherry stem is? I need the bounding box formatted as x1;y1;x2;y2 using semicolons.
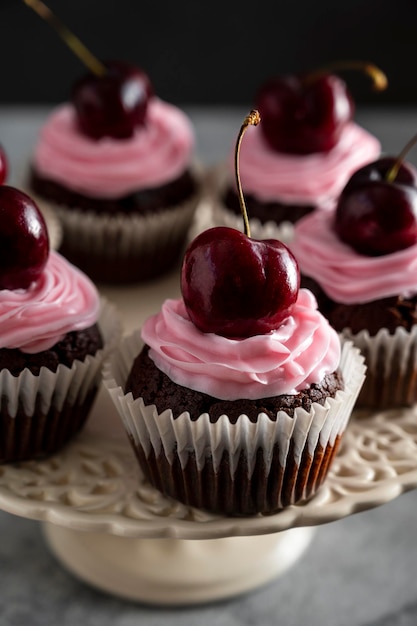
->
23;0;106;76
303;61;388;92
386;133;417;183
234;110;261;238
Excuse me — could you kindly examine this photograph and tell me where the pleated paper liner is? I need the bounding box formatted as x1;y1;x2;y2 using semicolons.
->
343;325;417;410
0;298;122;463
104;333;365;516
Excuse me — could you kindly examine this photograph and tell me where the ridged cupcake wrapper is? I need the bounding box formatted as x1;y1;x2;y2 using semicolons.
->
53;197;199;258
104;333;365;512
0;299;122;462
342;325;417;409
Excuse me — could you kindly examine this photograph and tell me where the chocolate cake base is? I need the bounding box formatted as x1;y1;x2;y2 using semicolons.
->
125;345;344;515
126;346;343;422
223;187;314;226
0;324;103;376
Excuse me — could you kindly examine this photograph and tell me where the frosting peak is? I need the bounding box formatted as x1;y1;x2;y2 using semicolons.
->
32;98;195;198
141;292;340;400
229;122;380;206
0;251;100;353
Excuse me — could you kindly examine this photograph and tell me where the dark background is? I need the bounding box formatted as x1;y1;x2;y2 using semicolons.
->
1;0;416;107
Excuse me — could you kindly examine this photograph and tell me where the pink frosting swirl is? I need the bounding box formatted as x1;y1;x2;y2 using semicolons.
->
0;251;100;353
32;98;195;198
228;122;380;207
291;209;417;303
141;291;341;400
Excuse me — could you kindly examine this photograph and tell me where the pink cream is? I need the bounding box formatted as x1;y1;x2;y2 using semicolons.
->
0;251;100;353
141;290;341;400
32;98;195;198
228;122;380;207
291;209;417;303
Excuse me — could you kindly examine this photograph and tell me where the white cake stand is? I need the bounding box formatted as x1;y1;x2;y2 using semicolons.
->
1;387;417;604
2;203;417;604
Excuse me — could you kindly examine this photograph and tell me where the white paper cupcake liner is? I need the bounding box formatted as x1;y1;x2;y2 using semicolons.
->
2;298;121;419
56;195;198;257
342;324;417;409
0;298;122;462
104;333;365;479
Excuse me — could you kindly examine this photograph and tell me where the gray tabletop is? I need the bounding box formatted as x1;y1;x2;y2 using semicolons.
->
1;106;417;626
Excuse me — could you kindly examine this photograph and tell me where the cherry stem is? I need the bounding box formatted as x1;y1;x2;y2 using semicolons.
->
234;110;261;238
386;133;417;183
23;0;106;76
304;61;388;92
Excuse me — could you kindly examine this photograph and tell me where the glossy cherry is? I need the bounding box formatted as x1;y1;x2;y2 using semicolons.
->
71;60;153;140
0;186;49;290
255;62;387;155
335;157;417;256
255;72;354;154
0;144;8;184
182;109;300;337
181;226;299;337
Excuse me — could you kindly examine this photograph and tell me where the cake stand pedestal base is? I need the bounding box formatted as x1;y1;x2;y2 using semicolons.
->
43;523;315;605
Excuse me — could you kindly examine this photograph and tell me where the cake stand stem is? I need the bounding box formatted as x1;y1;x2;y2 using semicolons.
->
42;523;315;605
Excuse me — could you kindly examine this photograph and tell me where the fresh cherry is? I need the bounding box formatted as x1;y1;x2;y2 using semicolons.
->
335;156;417;256
255;62;387;155
255;73;353;154
0;144;8;184
181;226;299;337
72;60;153;140
0;186;49;290
181;110;300;338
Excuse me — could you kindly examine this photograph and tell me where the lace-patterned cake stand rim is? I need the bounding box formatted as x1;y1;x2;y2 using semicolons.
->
1;406;417;604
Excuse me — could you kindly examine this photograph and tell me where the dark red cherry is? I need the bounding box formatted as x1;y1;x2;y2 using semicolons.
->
335;157;417;256
72;60;153;140
0;144;8;184
0;186;49;290
255;73;354;154
181;226;300;338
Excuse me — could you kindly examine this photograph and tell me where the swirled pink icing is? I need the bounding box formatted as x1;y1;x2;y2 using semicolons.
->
291;209;417;303
32;98;195;198
141;291;341;400
0;251;100;353
227;122;380;207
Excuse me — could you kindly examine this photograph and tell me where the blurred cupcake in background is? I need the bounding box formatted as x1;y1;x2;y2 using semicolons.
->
211;62;385;243
24;2;202;284
0;185;121;462
291;150;417;411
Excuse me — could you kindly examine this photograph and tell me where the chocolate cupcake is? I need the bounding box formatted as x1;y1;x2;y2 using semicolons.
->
0;186;121;462
105;290;364;516
104;110;365;516
28;61;201;285
290;155;417;410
